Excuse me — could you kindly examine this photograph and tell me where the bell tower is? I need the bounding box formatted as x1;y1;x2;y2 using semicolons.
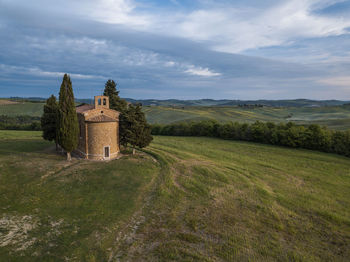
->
94;96;109;109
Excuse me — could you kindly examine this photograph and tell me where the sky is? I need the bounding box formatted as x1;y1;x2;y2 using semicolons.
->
0;0;350;100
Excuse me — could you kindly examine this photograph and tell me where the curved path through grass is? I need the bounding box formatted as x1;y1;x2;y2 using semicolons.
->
1;131;349;261
119;136;350;261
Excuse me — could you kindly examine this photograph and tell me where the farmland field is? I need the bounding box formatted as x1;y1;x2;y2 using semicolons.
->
143;105;350;130
0;101;45;117
1;101;350;130
1;130;349;261
0;99;19;105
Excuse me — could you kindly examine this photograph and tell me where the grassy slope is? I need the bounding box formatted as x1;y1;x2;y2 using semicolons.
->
0;130;160;261
118;136;350;261
0;102;45;117
1;132;350;261
143;106;289;124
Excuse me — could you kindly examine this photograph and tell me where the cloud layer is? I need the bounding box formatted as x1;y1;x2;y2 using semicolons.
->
0;0;349;99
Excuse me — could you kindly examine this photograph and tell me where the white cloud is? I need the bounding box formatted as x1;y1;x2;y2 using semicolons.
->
165;61;176;67
1;0;151;29
1;0;350;99
81;0;151;28
28;68;102;79
318;76;350;87
146;0;350;53
0;64;104;79
4;0;350;54
185;66;221;77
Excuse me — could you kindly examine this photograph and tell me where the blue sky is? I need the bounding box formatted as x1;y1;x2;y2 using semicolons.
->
0;0;350;99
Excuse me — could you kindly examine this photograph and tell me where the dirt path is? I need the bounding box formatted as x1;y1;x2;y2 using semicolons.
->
107;150;164;261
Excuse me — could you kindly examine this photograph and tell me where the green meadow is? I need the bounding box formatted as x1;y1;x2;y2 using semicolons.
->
0;130;159;261
1;130;349;261
1;100;350;130
143;105;350;130
0;101;45;117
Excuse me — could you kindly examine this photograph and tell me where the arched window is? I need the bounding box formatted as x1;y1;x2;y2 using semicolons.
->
98;98;101;105
103;98;107;105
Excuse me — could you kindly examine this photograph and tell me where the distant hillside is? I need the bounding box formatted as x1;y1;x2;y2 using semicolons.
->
3;97;349;107
143;105;350;130
125;98;350;107
220;99;349;107
124;98;230;106
2;98;350;130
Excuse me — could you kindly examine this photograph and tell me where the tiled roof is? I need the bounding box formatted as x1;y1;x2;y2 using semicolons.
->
76;104;94;113
86;115;117;122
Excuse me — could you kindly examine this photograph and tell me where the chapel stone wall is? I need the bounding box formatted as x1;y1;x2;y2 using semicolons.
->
87;121;119;160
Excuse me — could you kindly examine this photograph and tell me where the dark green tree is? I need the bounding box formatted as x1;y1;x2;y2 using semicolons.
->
103;80;152;153
103;79;128;148
57;74;79;161
103;80;128;112
41;95;59;150
119;104;135;150
132;103;153;153
121;104;153;154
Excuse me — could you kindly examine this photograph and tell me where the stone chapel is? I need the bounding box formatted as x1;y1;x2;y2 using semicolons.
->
74;96;120;160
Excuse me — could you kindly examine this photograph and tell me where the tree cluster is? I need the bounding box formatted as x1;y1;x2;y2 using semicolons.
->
103;80;152;154
151;120;350;157
41;74;79;160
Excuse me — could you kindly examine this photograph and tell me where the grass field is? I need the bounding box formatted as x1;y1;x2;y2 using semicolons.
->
1;102;350;130
122;136;350;261
0;99;19;105
145;106;350;130
1;130;349;261
0;130;160;261
0;101;45;117
0;130;43;140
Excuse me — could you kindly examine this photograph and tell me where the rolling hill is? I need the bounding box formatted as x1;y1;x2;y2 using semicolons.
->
1;99;350;130
143;105;350;130
0;131;349;261
127;98;350;107
0;100;45;117
3;97;350;107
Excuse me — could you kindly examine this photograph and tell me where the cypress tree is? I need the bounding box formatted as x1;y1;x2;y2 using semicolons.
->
41;94;59;150
57;74;79;161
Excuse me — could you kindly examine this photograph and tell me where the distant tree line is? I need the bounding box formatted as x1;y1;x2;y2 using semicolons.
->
0;115;41;130
237;104;264;108
41;75;152;160
151;120;350;157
